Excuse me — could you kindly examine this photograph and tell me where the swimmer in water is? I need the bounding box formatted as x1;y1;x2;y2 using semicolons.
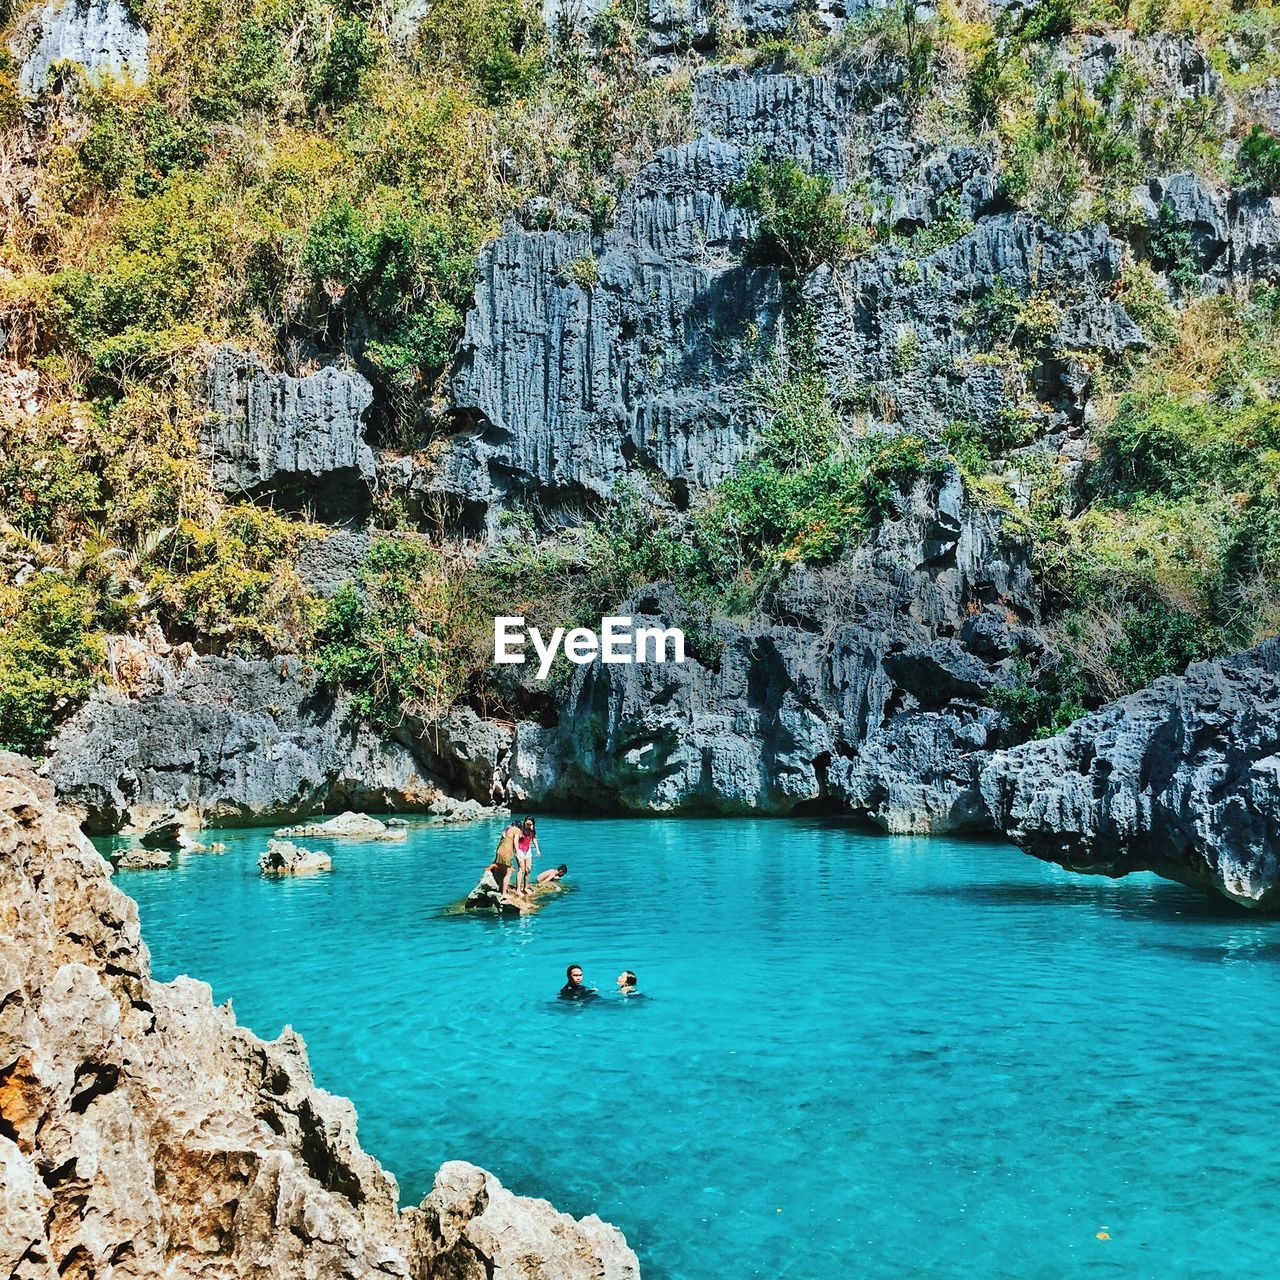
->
559;963;596;1000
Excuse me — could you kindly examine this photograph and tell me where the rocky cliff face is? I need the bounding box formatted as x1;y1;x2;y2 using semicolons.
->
44;654;458;833
510;465;1037;831
10;0;148;96
205;346;376;516
982;641;1280;908
0;753;639;1279
423;37;1224;533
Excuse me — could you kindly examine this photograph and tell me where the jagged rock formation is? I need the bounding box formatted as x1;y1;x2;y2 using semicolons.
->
437;136;773;532
982;641;1280;908
11;0;148;96
0;754;639;1278
409;1161;639;1279
510;466;1037;830
1131;172;1280;286
258;838;332;874
46;655;452;832
421;46;1160;533
205;346;376;515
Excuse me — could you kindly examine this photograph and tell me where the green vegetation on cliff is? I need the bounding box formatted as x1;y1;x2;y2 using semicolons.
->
3;0;1280;751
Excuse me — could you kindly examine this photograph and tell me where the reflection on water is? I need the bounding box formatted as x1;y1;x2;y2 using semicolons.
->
109;815;1280;1280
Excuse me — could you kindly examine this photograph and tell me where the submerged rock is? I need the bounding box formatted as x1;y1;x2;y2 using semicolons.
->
276;811;405;840
982;641;1280;908
259;838;332;874
0;752;638;1277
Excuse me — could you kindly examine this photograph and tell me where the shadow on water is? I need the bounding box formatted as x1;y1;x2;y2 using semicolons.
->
1147;937;1280;963
910;878;1266;924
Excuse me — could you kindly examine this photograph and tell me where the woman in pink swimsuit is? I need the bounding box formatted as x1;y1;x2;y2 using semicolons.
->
515;817;541;895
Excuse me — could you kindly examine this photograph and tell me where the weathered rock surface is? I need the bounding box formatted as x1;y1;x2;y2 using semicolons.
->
1132;172;1280;286
295;528;370;596
408;1161;640;1280
0;754;638;1278
424;53;1150;532
46;655;454;831
276;811;405;841
510;466;1034;831
137;810;184;849
205;346;375;514
113;845;172;870
413;706;515;806
11;0;148;96
259;837;332;874
982;641;1280;908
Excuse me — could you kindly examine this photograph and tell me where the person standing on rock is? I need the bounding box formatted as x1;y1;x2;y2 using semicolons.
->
515;817;541;895
495;820;522;897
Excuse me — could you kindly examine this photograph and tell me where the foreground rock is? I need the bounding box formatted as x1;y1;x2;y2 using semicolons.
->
982;642;1280;908
0;753;640;1278
259;838;332;874
47;654;458;832
277;811;406;841
410;1161;640;1280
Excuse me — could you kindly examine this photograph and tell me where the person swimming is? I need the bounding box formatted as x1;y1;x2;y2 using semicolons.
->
559;963;597;1000
616;970;642;997
536;863;568;886
515;816;541;896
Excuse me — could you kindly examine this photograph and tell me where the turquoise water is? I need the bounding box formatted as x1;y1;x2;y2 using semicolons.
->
108;816;1280;1279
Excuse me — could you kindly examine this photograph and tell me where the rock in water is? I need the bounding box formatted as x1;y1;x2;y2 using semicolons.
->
114;846;172;870
276;811;405;840
138;810;184;850
981;641;1280;908
0;752;639;1277
259;839;332;875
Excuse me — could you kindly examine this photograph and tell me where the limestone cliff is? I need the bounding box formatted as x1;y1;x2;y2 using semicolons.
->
982;641;1280;909
0;753;639;1279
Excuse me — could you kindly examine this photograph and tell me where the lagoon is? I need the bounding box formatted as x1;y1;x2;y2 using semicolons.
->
108;815;1280;1280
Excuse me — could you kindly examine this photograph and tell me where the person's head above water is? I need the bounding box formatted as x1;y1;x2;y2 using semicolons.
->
566;963;583;985
617;970;637;990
